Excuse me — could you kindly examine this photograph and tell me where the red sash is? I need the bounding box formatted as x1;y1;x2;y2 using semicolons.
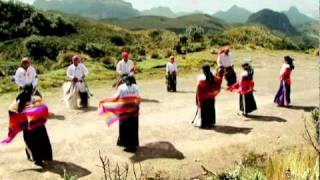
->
196;77;222;108
281;68;292;85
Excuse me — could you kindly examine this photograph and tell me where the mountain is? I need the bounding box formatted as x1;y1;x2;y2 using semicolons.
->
247;9;299;35
213;5;251;23
33;0;140;19
284;6;315;26
141;7;176;18
104;14;231;33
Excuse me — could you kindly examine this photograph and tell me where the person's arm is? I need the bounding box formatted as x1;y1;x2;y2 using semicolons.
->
116;61;122;75
67;66;75;80
166;63;169;73
217;55;222;67
81;64;89;79
31;67;38;87
14;69;25;87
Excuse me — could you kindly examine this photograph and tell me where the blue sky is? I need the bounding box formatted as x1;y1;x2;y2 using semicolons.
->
19;0;318;18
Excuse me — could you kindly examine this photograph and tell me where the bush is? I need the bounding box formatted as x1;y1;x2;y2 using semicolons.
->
185;25;205;42
110;35;126;46
151;52;161;59
80;43;105;58
24;35;60;60
312;108;319;122
100;55;117;69
164;50;174;58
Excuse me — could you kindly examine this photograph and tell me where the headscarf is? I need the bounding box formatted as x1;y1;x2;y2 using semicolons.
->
202;65;215;84
16;84;33;113
72;55;81;62
122;51;129;59
242;63;254;77
284;56;295;70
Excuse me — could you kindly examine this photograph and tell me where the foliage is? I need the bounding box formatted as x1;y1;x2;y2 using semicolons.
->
311;108;319;122
0;0;76;41
185;25;205;42
63;169;78;180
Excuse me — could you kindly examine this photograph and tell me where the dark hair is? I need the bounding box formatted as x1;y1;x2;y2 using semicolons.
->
284;56;295;70
16;84;33;113
202;65;215;84
124;75;136;86
242;63;254;77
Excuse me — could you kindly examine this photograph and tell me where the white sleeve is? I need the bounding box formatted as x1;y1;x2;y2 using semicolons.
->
166;63;169;73
31;67;38;87
67;66;74;79
175;63;178;72
14;68;25;87
81;64;89;76
135;85;140;97
116;61;122;75
217;55;222;67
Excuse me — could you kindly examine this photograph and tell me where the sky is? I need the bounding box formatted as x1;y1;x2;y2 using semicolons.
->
19;0;319;18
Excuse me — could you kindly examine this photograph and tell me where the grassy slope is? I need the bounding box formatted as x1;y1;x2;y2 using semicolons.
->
104;14;231;32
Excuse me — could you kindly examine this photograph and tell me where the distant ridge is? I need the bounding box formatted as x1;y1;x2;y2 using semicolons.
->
213;5;251;23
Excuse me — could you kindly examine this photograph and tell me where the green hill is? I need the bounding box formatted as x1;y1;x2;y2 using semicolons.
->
33;0;140;19
284;6;315;26
210;25;298;49
247;9;299;36
141;6;177;18
104;14;231;33
213;5;251;23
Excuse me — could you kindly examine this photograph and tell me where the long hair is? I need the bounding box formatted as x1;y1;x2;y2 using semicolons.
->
202;65;215;84
242;63;254;77
16;84;33;113
284;56;295;70
124;75;136;86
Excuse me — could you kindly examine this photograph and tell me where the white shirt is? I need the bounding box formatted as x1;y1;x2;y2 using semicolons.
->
67;63;89;80
114;84;140;98
14;66;38;87
217;53;234;67
116;59;134;75
166;62;178;73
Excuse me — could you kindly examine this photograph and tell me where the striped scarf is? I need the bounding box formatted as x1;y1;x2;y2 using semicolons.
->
99;96;141;126
2;99;49;144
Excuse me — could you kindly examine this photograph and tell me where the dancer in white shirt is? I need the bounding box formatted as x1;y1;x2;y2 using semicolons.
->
217;47;237;87
63;55;90;109
14;57;41;97
113;52;136;87
166;56;178;92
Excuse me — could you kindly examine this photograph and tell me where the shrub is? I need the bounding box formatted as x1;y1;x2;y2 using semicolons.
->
81;43;105;58
164;50;174;58
311;108;319;122
185;25;205;42
100;55;117;69
24;35;60;60
151;52;161;59
110;35;126;46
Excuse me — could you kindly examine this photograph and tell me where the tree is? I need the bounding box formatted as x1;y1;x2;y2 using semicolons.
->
185;25;205;42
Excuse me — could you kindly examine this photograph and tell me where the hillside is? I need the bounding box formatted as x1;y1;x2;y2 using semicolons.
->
213;5;251;23
284;6;315;26
247;9;299;36
33;0;140;19
141;6;177;18
104;14;231;33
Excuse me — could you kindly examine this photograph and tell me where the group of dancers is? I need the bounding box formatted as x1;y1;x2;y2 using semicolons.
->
2;47;295;167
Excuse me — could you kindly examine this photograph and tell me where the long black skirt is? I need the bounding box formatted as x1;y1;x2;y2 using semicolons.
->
79;92;89;108
240;92;257;114
117;116;139;148
200;99;216;128
23;125;53;163
166;73;177;92
274;81;291;106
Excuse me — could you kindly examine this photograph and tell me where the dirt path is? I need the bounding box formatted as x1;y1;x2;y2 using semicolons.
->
0;51;318;179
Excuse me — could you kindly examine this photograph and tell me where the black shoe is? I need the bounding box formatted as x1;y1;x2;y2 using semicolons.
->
35;161;44;167
124;147;137;153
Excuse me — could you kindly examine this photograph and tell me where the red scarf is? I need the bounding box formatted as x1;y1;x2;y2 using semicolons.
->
196;77;222;108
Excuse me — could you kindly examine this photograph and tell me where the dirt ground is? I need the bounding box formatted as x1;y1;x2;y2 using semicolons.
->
0;50;318;179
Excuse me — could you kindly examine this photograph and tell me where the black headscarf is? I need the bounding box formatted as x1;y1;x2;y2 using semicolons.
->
284;56;295;70
16;84;33;113
242;63;254;78
202;65;215;84
124;75;136;86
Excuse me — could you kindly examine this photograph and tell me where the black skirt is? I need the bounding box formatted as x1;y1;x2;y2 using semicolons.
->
23;124;53;162
274;81;291;106
239;92;257;114
166;73;177;92
200;98;216;128
117;116;139;148
224;67;237;86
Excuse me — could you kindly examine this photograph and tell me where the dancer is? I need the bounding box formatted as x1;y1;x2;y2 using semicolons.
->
239;63;257;116
64;55;90;109
217;47;237;88
194;65;222;129
274;56;295;106
166;56;178;92
2;84;52;167
113;51;136;87
100;76;140;152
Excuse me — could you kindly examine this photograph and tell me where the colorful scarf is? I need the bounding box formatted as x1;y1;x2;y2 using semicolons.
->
2;99;49;144
99;96;141;126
